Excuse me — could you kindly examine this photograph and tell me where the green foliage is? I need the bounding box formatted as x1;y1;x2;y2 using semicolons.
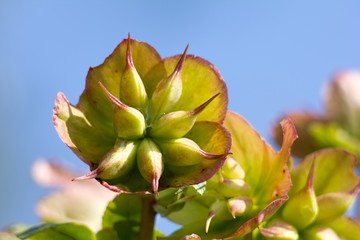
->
17;223;96;240
9;37;360;240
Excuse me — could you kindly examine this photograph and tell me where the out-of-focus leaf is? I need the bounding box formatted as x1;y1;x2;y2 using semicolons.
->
272;112;325;158
309;122;360;161
328;216;360;240
290;148;359;196
96;228;118;240
17;223;95;240
0;224;29;240
102;194;163;240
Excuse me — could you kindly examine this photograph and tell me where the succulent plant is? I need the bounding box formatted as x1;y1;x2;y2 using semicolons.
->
258;148;360;240
155;112;297;239
13;36;360;240
53;35;231;193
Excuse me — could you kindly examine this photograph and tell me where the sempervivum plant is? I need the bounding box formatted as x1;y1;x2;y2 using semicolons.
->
258;149;360;240
154;112;298;239
53;35;231;193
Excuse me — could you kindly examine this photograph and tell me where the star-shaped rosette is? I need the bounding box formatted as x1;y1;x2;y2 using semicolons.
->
53;36;230;193
156;112;297;239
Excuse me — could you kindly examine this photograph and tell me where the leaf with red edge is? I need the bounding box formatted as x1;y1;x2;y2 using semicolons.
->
160;112;296;239
53;92;115;165
290;148;359;196
160;55;228;123
224;111;297;205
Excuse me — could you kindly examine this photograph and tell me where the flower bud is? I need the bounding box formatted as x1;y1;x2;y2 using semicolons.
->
179;234;201;240
137;138;164;193
99;81;146;139
260;219;299;240
150;45;188;120
282;162;318;230
158;138;227;166
220;157;245;180
302;227;340;240
227;197;252;219
120;35;148;110
217;178;251;198
74;140;138;181
149;93;219;139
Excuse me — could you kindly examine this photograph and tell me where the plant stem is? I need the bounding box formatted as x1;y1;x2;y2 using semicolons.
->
139;195;156;240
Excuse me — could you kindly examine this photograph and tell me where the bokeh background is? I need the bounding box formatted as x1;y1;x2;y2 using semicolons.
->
1;0;360;234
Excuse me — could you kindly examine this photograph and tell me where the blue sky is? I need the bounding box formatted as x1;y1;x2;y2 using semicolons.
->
1;0;360;234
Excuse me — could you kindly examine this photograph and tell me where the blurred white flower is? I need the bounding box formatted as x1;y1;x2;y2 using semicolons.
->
324;71;360;137
31;159;117;232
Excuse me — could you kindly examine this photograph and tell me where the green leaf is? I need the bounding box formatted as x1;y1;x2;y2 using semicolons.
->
17;223;96;240
96;228;118;240
309;122;360;163
160;198;288;240
53;92;115;165
224;112;297;205
161;55;228;123
290;148;359;196
102;194;164;240
84;38;163;122
328;216;360;240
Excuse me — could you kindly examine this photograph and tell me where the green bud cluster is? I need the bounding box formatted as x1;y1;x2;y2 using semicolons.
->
258;149;360;240
156;113;298;239
54;35;230;193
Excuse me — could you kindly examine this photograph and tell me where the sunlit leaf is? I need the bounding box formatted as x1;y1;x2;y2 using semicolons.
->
224;112;297;205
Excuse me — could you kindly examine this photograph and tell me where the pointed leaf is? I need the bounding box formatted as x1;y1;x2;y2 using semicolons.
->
281;162;318;229
315;183;360;224
328;216;360;240
84;38;162;121
290;148;359;195
159;55;228;123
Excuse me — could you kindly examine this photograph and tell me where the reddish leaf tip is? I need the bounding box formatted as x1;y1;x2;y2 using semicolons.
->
190;93;220;116
126;33;135;67
98;81;127;109
307;159;315;191
172;44;189;76
72;169;99;181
